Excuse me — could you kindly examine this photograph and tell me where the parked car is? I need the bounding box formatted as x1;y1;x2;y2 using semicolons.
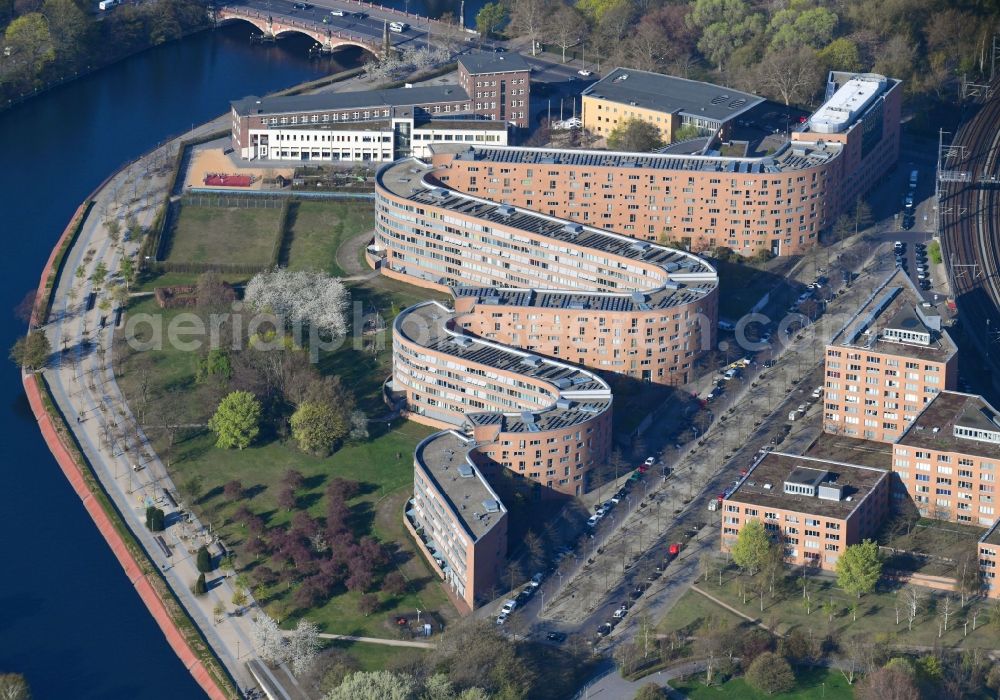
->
613;605;628;619
496;612;508;625
578;69;593;77
644;456;656;467
811;386;823;399
546;631;567;643
331;8;345;15
597;622;612;637
501;599;517;615
587;515;600;527
530;572;543;587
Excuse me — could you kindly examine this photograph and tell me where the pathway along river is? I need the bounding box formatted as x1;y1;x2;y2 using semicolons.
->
0;23;367;699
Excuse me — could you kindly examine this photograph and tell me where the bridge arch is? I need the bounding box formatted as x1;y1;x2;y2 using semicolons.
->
215;11;382;58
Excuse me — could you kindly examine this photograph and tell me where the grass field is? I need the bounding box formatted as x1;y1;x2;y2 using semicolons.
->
324;639;428;671
656;589;747;637
701;566;1000;649
283;200;374;276
671;666;853;700
163;203;283;266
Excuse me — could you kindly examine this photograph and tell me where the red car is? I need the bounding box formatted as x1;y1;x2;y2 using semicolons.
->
668;543;681;558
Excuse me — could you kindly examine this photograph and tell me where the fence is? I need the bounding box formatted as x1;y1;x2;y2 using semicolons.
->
181;193;285;209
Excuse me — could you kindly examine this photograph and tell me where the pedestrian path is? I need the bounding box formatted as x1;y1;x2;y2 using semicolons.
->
316;633;436;649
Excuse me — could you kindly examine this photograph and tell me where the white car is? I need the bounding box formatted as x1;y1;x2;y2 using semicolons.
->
330;8;344;15
811;386;823;399
578;69;593;77
613;606;628;619
501;599;517;615
587;515;600;527
530;573;543;587
496;613;508;625
644;456;655;467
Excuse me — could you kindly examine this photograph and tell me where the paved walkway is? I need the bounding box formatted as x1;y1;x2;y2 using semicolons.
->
41;122;265;694
336;229;377;278
574;659;707;700
316;633;436;649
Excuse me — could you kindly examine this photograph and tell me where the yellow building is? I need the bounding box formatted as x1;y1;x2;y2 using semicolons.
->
582;67;763;143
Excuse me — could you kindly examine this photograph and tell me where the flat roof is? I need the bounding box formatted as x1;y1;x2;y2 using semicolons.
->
232;85;470;116
829;269;957;363
726;452;888;520
805;433;893;469
415;430;505;541
439;140;840;175
394;301;612;428
809;74;887;134
458;52;530;75
897;391;1000;460
583;67;763;123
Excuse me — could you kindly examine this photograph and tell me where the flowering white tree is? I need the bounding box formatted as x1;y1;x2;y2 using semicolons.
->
288;619;322;676
244;269;349;337
251;613;287;665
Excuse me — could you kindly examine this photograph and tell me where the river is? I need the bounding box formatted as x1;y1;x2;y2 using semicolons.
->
0;23;368;699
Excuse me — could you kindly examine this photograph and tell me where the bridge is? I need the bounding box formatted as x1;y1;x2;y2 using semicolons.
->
216;0;471;57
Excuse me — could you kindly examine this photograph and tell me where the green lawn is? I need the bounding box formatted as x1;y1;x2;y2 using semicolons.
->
702;566;1000;649
163;203;283;266
656;589;746;637
324;639;427;672
671;666;853;700
284;200;374;275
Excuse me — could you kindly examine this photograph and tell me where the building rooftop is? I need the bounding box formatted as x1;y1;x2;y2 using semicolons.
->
808;74;888;135
805;433;892;469
458;52;531;75
725;452;888;520
414;430;505;541
232;85;470;117
583;68;763;123
829;269;957;362
897;391;1000;460
438;140;840;175
394;301;612;427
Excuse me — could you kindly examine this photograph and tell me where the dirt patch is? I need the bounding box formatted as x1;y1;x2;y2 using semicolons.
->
184;147;293;191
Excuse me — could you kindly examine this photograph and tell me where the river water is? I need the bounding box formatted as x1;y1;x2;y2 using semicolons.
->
0;23;365;699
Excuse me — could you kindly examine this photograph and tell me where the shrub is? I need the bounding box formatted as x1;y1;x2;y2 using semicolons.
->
196;545;213;573
145;506;165;532
194;573;208;596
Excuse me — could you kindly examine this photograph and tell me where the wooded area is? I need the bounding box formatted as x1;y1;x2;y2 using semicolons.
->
494;0;1000;110
0;0;209;106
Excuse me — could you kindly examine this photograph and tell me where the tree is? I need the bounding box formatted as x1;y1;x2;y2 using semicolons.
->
289;619;321;675
731;519;772;577
855;663;920;700
244;268;349;338
90;261;108;288
745;651;795;695
181;474;203;504
291;402;348;456
768;6;838;51
145;506;165;532
508;0;549;54
324;671;417;700
754;45;821;106
196;349;232;386
818;37;861;72
688;0;764;73
606;118;665;152
196;545;213;573
4;13;55;85
194;572;207;596
546;3;587;63
223;479;244;502
836;539;882;598
359;592;379;617
196;270;232;311
633;683;663;699
475;1;507;37
384;571;407;596
119;255;135;289
0;674;31;700
349;409;369;442
213;600;226;624
9;331;51;371
277;486;297;512
232;587;248;611
252;612;288;664
209;391;262;450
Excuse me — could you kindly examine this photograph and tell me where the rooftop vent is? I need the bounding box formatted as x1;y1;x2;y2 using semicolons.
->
555;398;572;410
522;356;541;368
614;73;629;82
763;483;772;490
520;411;537;425
553;378;572;389
430;188;449;200
457;465;474;478
496;205;515;217
563;223;583;236
452;336;473;348
631;291;647;305
482;499;500;513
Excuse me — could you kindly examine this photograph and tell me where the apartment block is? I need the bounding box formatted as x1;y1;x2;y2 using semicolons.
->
978;520;1000;599
406;430;508;611
457;53;531;128
892;391;1000;526
581;68;763;143
431;71;900;258
823;270;958;443
721;453;890;571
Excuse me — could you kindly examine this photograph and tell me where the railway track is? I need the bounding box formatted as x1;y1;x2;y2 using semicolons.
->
940;79;1000;382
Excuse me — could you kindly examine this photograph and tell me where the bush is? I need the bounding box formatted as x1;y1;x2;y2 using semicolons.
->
194;572;208;596
196;545;213;573
745;652;795;695
928;239;943;264
145;506;165;532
